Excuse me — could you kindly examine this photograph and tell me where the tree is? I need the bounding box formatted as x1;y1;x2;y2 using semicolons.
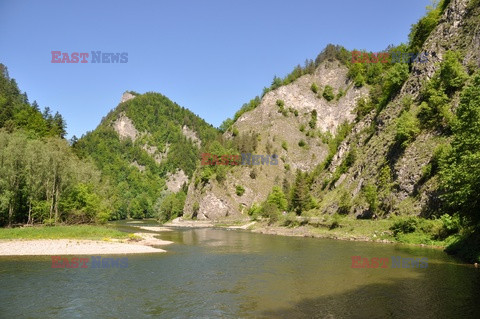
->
291;171;311;215
440;74;480;224
323;86;335;101
267;186;288;211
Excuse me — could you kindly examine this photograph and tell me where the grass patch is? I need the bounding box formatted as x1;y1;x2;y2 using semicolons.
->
0;225;129;240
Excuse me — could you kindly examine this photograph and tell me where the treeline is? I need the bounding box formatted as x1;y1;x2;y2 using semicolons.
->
0;131;112;226
0;64;66;138
0;64;110;226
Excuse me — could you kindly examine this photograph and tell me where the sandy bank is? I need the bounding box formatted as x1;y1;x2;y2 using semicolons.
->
0;233;173;256
164;217;214;228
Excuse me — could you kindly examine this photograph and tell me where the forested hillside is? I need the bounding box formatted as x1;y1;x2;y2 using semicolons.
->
74;92;219;220
0;64;111;226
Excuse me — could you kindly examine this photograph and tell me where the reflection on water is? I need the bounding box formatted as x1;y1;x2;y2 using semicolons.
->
1;220;479;318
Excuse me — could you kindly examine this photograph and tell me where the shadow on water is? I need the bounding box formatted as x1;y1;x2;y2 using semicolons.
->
260;269;480;319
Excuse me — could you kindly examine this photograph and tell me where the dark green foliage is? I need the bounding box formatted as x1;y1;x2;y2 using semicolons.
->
445;231;480;263
336;89;345;100
395;110;420;147
309;110;317;129
0;131;111;226
232;96;261;122
155;191;186;223
298;139;306;147
418;51;467;129
322;86;335;101
291;171;312;215
390;217;418;235
311;83;319;94
0;64;66;138
408;0;450;53
75;92;219;219
314;44;350;66
323;121;353;168
439;74;480;225
363;183;378;213
266;186;288;211
354;97;375;120
438;51;469;95
261;202;280;225
219;118;233;133
338;191;352;215
235;185;245;196
276;99;288;116
0;67;110;226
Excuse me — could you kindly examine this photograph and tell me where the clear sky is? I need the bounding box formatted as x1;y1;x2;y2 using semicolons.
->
0;0;431;139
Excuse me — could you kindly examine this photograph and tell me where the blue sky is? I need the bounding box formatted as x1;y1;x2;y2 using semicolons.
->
0;0;431;139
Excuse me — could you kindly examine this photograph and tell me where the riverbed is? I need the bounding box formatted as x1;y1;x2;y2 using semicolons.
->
0;221;479;318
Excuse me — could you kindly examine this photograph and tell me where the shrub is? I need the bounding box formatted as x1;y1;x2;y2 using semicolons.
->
235;185;245;196
323;85;335;101
266;186;288;211
192;202;200;218
281;141;288;151
337;191;352;215
390;217;418;236
354;97;374;119
363;183;378;213
247;203;262;220
309;110;317;129
262;202;280;225
299;124;305;132
395;111;420;147
235;185;246;196
232;126;239;137
282;212;299;227
336;89;345;100
437;214;461;239
298;139;306;147
311;83;319;94
329;214;341;229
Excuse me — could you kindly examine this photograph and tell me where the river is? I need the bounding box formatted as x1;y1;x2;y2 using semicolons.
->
1;220;479;318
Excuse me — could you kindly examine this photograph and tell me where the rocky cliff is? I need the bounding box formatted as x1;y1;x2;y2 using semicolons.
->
184;0;480;220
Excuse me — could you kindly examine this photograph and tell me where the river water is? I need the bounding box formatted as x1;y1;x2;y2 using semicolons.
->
1;221;479;318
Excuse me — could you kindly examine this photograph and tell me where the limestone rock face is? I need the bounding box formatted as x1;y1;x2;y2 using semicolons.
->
184;60;367;220
166;169;189;193
112;114;138;141
120;92;135;103
182;125;201;147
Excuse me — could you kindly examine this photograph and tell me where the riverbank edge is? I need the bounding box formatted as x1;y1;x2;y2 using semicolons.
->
0;232;172;256
165;218;448;249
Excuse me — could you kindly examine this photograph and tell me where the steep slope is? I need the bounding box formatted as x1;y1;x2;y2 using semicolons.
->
311;0;480;218
183;59;368;220
184;0;480;221
75;91;219;219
